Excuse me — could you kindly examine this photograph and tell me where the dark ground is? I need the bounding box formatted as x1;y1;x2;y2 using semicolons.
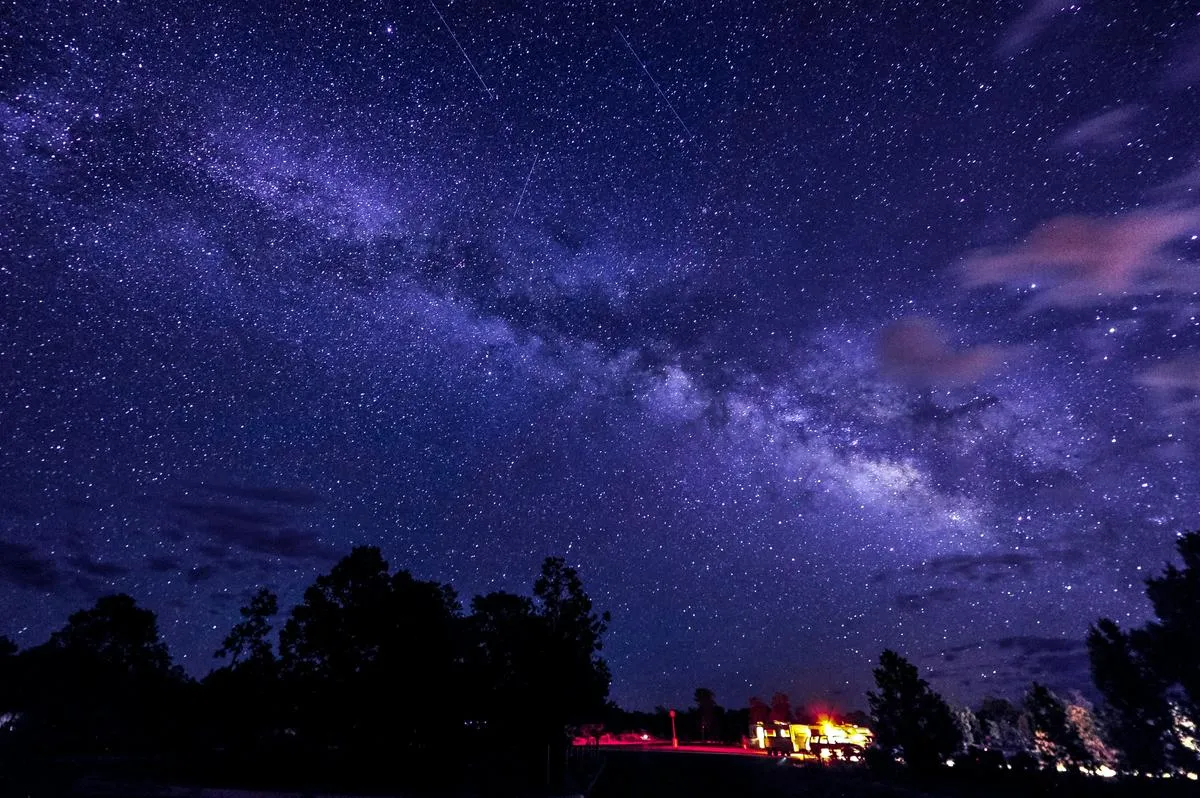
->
588;749;1200;798
6;748;1199;797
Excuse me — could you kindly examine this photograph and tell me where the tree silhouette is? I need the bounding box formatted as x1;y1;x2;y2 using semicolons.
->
279;546;462;753
1065;692;1117;768
205;588;284;757
748;696;770;725
464;557;609;788
216;587;278;667
49;593;173;676
867;649;961;770
694;687;718;741
532;556;611;726
17;593;183;753
280;546;395;682
0;635;18;726
1087;532;1200;772
974;696;1032;752
1087;618;1173;773
1142;532;1200;721
1023;682;1092;770
769;692;792;723
468;590;542;740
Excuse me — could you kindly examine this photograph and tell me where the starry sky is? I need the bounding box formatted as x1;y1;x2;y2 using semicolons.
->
3;0;1200;713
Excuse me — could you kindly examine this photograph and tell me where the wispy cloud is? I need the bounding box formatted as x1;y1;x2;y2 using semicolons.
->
1051;107;1139;152
1137;355;1200;415
878;317;1012;387
963;208;1200;308
998;0;1077;56
0;539;62;591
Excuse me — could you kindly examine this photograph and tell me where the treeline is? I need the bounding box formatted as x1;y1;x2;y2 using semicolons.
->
596;688;754;744
0;547;611;793
866;531;1200;777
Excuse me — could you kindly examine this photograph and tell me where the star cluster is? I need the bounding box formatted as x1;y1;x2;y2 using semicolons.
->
3;0;1200;710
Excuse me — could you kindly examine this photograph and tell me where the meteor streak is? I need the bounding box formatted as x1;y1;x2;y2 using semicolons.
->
430;1;495;98
615;27;692;139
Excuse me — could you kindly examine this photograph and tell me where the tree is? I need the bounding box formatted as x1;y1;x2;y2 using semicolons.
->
845;709;872;727
216;587;278;667
280;546;395;683
531;556;611;725
867;649;961;770
1087;618;1173;773
954;705;982;749
748;696;770;725
1087;532;1200;772
279;546;462;751
49;593;172;676
17;594;184;754
0;635;18;720
204;588;284;753
694;687;718;741
466;557;610;788
769;692;792;723
1142;532;1200;720
1065;692;1117;769
974;696;1032;752
1024;682;1092;770
468;590;542;740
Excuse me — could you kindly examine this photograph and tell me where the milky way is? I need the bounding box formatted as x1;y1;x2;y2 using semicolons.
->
3;0;1200;711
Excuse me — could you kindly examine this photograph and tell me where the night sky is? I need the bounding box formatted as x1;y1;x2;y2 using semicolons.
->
3;0;1200;713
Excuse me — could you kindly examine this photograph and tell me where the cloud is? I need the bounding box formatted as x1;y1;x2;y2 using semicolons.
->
1137;355;1200;414
1052;107;1139;152
895;586;962;613
997;636;1091;683
187;564;218;584
227;527;332;559
66;554;129;579
998;0;1074;56
925;551;1039;582
173;499;277;527
963;208;1200;307
1138;356;1200;393
934;635;1091;694
0;539;62;591
994;634;1081;655
876;550;1039;586
878;317;1011;387
145;555;181;572
1162;28;1200;89
198;483;321;506
172;492;332;561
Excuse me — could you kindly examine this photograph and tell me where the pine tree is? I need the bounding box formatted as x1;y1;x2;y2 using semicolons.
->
867;649;961;770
